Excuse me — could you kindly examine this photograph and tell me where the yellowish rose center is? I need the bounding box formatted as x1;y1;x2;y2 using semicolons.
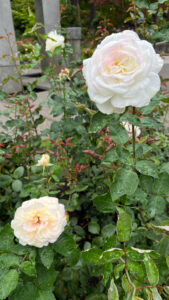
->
24;209;51;231
104;51;138;75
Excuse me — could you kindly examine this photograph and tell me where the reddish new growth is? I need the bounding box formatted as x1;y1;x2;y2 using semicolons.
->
83;127;115;161
50;137;89;185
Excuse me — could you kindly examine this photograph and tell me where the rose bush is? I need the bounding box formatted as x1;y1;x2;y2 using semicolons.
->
83;30;163;114
46;30;65;52
0;26;169;300
11;197;67;247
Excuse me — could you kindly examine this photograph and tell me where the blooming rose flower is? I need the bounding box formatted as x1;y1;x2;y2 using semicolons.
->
37;154;50;167
122;122;141;139
83;30;163;114
11;197;67;247
46;30;65;52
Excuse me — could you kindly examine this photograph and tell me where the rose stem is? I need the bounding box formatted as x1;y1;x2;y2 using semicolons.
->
132;107;136;168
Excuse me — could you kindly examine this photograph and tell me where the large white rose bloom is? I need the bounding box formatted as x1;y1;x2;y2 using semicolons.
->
11;197;67;248
83;30;163;114
46;30;65;52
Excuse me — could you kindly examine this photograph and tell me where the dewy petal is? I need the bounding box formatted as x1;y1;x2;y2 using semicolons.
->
97;30;140;50
96;101;125;114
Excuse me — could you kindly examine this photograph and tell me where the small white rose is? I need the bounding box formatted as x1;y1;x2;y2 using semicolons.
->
11;197;67;247
46;30;65;52
59;68;70;80
37;154;50;167
83;30;163;114
122;122;141;139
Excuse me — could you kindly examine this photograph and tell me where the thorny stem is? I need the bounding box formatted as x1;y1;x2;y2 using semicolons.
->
132;107;136;168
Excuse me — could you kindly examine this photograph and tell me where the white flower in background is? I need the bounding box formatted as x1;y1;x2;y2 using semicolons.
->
37;154;50;167
11;197;67;248
122;122;141;139
46;30;65;52
83;30;163;114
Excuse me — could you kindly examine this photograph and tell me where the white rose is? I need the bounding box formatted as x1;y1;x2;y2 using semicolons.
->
122;122;141;139
37;154;50;167
11;197;67;248
83;30;163;114
46;30;65;52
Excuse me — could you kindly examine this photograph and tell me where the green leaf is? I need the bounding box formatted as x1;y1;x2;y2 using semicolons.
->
136;160;158;178
88;222;100;234
122;274;130;293
39;246;54;269
100;248;124;263
151;288;162;300
102;263;113;285
9;281;56;300
0;269;19;300
126;247;144;261
110;168;139;201
82;248;102;264
109;124;129;144
108;278;119;300
158;237;169;256
0;254;19;269
51;101;64;116
13;166;24;179
101;224;116;238
103;236;116;251
89;112;112;133
93;193;115;213
116;208;132;242
102;148;118;164
127;247;160;261
0;225;15;252
12;180;23;192
120;113;141;126
9;282;37;300
140;116;161;130
128;261;146;281
36;264;57;290
153;173;169;194
20;261;36;277
0;175;12;188
147;196;166;218
53;233;78;257
160;162;169;174
114;263;125;279
135;0;149;8
116;145;130;163
144;254;159;285
36;290;56;300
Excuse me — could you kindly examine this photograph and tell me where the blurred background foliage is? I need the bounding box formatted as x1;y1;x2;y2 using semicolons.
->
11;0;169;43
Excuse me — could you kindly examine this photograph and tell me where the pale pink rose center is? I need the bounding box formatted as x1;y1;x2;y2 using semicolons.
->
103;50;138;75
23;209;54;232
